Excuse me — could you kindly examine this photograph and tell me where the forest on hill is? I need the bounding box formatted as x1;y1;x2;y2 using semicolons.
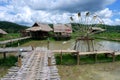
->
71;23;120;32
0;21;28;33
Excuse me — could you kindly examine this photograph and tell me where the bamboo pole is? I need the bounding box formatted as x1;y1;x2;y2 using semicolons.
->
47;38;50;50
86;35;90;52
91;40;94;51
112;52;115;62
3;44;6;60
18;49;22;68
18;56;22;67
60;50;62;64
77;52;80;65
48;57;51;66
95;53;97;63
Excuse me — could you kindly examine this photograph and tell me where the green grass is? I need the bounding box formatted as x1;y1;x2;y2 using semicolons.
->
93;32;120;41
0;55;17;66
0;54;17;78
0;33;20;41
56;54;77;65
6;38;32;47
55;54;120;65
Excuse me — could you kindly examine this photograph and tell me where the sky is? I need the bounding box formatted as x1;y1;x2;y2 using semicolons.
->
0;0;120;26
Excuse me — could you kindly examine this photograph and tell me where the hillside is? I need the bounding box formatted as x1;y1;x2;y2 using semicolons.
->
71;23;120;32
0;21;28;33
71;23;120;41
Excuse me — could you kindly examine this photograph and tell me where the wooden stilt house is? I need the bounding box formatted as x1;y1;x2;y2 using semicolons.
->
53;24;72;39
20;30;30;37
26;22;53;39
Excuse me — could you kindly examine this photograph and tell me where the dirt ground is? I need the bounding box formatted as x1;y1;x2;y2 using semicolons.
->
57;62;120;80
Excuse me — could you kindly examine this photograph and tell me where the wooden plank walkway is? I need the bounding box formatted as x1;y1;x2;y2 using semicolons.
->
1;47;60;80
0;36;31;45
52;50;77;53
78;50;114;55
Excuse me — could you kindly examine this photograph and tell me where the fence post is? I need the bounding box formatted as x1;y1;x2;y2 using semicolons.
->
77;52;79;65
18;49;23;67
47;38;50;50
3;52;6;60
3;44;6;60
48;57;51;66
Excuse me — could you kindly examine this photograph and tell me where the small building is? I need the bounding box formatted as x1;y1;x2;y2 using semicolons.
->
20;30;30;37
53;24;72;39
0;29;7;37
26;22;53;39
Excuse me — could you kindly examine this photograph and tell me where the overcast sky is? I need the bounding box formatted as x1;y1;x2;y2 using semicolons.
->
0;0;120;26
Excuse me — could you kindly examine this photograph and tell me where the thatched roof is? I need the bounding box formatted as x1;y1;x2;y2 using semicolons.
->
26;22;53;32
0;29;7;34
53;24;72;33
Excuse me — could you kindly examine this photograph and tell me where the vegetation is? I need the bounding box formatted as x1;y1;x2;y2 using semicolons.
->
71;23;120;41
93;32;120;41
6;38;31;47
0;33;20;41
57;62;120;80
0;21;28;33
56;54;120;80
0;54;17;78
55;54;120;65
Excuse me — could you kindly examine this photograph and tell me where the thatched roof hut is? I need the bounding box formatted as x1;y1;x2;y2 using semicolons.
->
0;29;7;35
53;24;72;38
26;22;53;39
26;22;52;32
54;24;72;33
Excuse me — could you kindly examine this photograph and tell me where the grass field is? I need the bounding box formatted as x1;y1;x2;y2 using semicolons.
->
0;33;20;41
93;32;120;41
55;54;120;80
58;62;120;80
0;54;17;78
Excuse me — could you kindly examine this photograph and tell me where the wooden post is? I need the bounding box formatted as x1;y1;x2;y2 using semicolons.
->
47;38;50;50
18;56;22;67
3;44;6;60
47;40;49;50
91;40;94;51
77;52;79;65
48;57;51;66
3;52;6;60
60;50;62;64
18;49;23;68
86;35;90;52
74;40;77;50
95;53;97;63
112;52;115;62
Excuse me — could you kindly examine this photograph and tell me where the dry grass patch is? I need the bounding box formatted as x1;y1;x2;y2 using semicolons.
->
57;62;120;80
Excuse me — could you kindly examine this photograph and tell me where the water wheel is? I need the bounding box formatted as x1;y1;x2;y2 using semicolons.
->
70;12;105;52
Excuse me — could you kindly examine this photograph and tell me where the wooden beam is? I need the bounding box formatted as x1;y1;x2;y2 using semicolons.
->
95;53;97;63
18;56;22;67
60;51;62;64
48;57;51;66
77;52;80;65
112;52;115;62
47;40;49;50
3;52;6;60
